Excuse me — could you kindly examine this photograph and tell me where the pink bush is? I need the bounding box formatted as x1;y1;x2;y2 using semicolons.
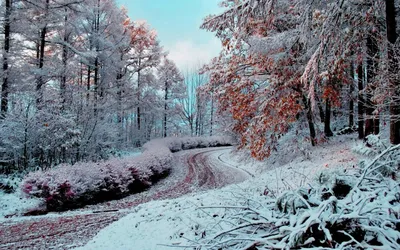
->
21;136;234;211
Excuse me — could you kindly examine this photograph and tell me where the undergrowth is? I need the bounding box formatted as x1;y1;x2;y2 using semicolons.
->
189;142;400;249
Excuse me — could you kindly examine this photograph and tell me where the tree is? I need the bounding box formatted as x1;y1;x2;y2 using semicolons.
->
386;0;400;144
358;59;365;140
180;66;208;136
0;0;181;172
1;0;11;117
157;57;184;138
200;0;398;159
128;21;163;140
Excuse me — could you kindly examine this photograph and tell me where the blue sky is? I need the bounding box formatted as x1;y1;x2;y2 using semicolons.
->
116;0;222;70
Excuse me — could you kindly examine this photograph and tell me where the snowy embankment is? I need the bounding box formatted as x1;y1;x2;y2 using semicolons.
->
79;135;400;250
18;136;234;213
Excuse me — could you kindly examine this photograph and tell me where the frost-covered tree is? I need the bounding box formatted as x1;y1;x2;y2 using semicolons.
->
157;57;184;138
0;0;12;117
180;66;211;136
201;0;400;159
386;0;400;144
0;0;184;173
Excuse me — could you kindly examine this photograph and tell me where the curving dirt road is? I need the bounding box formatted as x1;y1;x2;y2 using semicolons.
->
0;147;249;250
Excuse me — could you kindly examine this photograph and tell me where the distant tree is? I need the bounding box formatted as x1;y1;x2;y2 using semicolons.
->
157;57;184;138
180;66;208;136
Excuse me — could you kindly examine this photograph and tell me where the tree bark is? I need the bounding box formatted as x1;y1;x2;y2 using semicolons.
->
302;95;316;146
349;61;354;127
210;92;214;136
86;67;91;104
61;9;68;111
163;81;168;138
195;92;200;136
36;0;50;107
365;32;379;136
324;100;333;137
93;0;100;117
1;0;11;117
137;59;141;131
93;57;99;116
386;0;400;144
357;61;365;139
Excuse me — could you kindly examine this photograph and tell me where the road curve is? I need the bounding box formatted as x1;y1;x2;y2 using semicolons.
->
0;147;249;250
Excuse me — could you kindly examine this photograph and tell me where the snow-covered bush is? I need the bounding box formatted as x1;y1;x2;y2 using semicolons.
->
192;144;400;249
336;125;357;135
354;134;399;179
0;174;23;193
22;161;140;210
143;136;234;153
353;134;387;157
21;136;234;211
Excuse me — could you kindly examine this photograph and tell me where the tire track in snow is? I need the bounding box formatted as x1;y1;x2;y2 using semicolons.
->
0;147;248;250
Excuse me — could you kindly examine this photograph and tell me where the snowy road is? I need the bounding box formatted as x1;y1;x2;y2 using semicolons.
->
0;147;249;250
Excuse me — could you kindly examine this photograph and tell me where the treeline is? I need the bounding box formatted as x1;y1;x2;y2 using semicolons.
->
0;0;215;173
201;0;400;159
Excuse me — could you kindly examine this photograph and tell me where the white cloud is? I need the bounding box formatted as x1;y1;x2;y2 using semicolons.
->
166;38;221;71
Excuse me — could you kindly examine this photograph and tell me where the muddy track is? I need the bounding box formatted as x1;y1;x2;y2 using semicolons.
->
0;147;249;249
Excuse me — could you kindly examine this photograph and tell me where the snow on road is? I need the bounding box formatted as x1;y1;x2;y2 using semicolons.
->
0;136;360;250
0;147;249;249
79;136;360;250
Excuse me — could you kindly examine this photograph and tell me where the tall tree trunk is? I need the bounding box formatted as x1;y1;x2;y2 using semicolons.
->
386;0;400;144
60;11;69;161
36;0;50;107
357;61;365;139
93;0;100;117
61;9;68;111
195;92;200;136
137;61;141;131
117;72;123;124
365;32;379;136
324;100;333;137
163;82;168;138
302;95;317;146
86;67;91;104
210;92;214;136
349;61;354;127
324;79;334;137
93;57;99;116
116;70;123;145
1;0;11;118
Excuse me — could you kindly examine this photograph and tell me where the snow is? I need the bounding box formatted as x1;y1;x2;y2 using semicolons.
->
0;190;44;218
78;135;361;250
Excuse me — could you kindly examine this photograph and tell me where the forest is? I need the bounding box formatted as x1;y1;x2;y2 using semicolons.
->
0;0;217;173
0;0;400;249
200;0;400;159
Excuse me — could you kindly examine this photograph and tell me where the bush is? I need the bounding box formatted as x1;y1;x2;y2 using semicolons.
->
0;174;23;193
192;144;400;249
21;136;234;211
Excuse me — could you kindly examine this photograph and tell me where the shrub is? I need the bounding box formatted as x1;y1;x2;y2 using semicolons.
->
192;144;400;249
21;136;234;211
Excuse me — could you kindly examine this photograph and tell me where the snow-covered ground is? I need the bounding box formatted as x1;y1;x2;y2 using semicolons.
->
78;135;361;250
0;146;249;249
0;190;43;218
